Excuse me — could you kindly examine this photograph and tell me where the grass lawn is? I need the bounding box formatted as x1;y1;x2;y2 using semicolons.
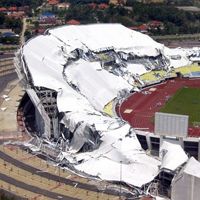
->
160;87;200;125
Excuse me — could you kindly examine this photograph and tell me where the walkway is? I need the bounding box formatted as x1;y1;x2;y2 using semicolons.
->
0;145;121;199
0;79;24;136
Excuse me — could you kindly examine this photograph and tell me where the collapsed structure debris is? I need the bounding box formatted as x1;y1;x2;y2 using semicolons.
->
14;24;200;199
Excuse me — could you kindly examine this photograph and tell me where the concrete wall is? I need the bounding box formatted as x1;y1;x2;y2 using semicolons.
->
136;131;200;160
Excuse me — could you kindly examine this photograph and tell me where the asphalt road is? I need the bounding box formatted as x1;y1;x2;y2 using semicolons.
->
0;173;79;200
0;53;14;60
0;151;125;197
0;72;17;94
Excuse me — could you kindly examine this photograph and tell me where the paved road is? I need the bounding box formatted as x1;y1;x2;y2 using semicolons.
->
0;53;14;60
0;151;127;197
0;173;79;200
0;72;17;94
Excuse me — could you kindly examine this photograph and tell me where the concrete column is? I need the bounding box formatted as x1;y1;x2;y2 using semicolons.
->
179;137;184;148
198;139;200;161
146;135;152;151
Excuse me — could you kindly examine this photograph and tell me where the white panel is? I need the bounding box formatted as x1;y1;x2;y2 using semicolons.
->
155;112;188;137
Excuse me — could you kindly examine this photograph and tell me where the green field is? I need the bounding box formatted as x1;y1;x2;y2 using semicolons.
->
160;87;200;125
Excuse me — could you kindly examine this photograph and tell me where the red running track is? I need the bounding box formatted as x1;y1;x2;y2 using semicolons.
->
119;77;200;137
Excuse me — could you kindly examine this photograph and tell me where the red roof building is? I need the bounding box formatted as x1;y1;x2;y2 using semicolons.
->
48;0;59;5
7;11;25;19
18;6;29;12
138;24;149;33
8;7;17;12
148;20;164;30
129;24;149;34
129;26;139;31
0;7;7;12
66;19;80;25
98;3;109;9
36;28;46;34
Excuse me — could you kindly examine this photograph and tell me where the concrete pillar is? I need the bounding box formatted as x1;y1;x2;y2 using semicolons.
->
146;135;152;151
198;139;200;161
179;137;184;148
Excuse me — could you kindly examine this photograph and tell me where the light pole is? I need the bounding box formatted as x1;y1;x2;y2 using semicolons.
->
120;160;122;200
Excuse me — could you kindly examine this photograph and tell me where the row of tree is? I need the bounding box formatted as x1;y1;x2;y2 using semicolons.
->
0;0;43;9
131;2;200;34
63;2;200;35
61;0;109;4
0;13;22;34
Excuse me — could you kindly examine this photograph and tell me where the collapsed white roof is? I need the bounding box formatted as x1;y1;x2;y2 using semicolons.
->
22;24;165;113
160;141;188;171
65;59;132;111
61;124;160;187
20;24;195;188
163;47;192;68
48;23;163;55
126;63;148;75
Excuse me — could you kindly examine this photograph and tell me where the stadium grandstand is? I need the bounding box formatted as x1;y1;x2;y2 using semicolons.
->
15;24;200;199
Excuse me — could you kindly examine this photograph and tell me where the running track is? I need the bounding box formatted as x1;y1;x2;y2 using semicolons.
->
119;77;200;137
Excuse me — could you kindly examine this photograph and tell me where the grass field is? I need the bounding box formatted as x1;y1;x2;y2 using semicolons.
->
160;87;200;125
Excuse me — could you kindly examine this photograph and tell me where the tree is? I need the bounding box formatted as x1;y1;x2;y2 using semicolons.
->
24;30;32;41
4;18;22;34
0;13;5;27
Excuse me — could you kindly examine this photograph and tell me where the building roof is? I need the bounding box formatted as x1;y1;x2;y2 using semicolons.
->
48;0;59;5
148;20;163;28
98;3;109;9
0;7;7;12
7;11;25;19
160;141;188;171
57;3;70;9
8;7;17;12
66;19;80;25
109;0;126;5
40;12;56;18
138;24;149;31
